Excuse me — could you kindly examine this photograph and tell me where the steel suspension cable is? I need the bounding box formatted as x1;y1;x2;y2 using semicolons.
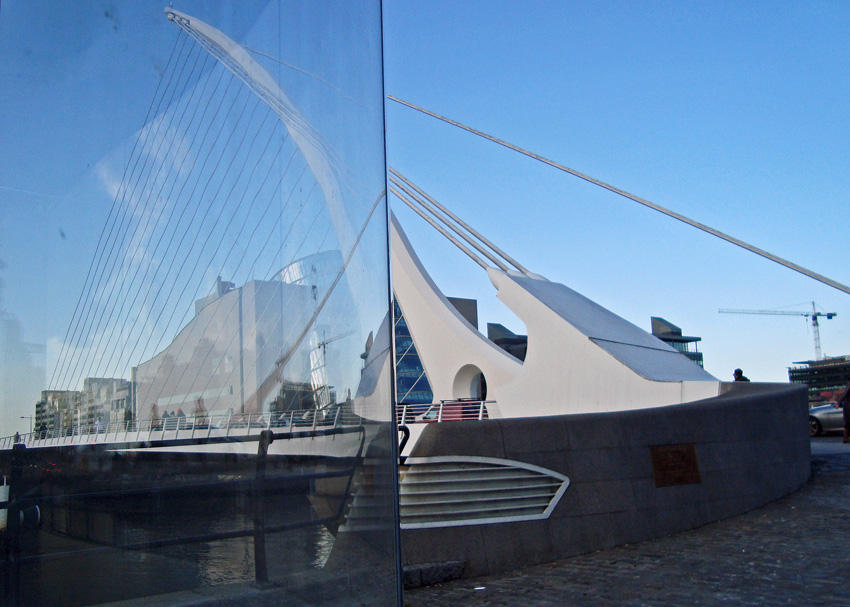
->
63;40;212;389
389;176;510;272
52;31;192;390
388;96;850;296
136;102;276;372
129;94;264;376
96;52;230;382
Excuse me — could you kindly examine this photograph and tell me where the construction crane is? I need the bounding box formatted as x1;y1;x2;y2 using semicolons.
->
719;302;836;360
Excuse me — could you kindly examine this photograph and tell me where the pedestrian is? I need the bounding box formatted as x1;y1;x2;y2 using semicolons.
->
733;368;750;382
835;380;850;444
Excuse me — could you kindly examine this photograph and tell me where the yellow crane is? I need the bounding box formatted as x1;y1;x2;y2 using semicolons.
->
719;302;836;360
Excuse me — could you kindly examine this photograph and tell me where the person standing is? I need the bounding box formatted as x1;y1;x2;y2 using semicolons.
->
733;368;750;382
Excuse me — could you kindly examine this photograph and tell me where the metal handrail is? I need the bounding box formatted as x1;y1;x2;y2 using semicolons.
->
0;404;363;451
395;400;496;425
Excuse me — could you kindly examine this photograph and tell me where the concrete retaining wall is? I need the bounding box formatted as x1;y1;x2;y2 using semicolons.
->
401;382;810;577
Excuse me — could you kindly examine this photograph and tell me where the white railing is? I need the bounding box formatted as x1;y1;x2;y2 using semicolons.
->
395;400;497;425
0;405;366;450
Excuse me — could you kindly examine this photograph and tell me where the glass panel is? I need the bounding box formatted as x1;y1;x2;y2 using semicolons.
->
393;301;433;405
0;2;398;606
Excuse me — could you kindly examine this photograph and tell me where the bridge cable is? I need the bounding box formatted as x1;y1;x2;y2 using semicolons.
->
101;65;236;380
390;169;528;275
51;31;193;391
96;52;232;383
63;39;212;389
387;96;850;297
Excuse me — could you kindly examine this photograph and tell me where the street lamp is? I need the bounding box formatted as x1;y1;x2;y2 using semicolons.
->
20;416;33;433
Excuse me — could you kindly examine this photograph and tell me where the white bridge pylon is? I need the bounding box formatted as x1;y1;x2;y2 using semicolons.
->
389;173;720;419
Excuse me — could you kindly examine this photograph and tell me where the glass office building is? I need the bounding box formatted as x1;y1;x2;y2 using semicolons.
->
393;301;434;405
0;2;400;605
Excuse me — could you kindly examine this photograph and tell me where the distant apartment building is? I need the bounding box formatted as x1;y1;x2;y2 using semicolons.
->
110;373;135;424
32;377;132;435
37;389;82;436
82;377;130;427
650;317;704;368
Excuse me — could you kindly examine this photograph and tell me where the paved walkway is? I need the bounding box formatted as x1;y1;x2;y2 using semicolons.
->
404;440;850;607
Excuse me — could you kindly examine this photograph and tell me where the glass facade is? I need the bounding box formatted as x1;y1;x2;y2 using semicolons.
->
393;301;434;405
0;2;399;606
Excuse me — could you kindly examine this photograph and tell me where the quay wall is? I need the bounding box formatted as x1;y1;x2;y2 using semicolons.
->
401;382;810;578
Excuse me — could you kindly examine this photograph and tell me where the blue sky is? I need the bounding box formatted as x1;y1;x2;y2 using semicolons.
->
0;0;387;433
382;0;850;383
1;1;849;437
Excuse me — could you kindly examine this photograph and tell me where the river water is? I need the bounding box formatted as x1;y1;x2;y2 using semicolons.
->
2;453;346;607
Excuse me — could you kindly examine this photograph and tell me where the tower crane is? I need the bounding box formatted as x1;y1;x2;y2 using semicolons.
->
718;302;836;360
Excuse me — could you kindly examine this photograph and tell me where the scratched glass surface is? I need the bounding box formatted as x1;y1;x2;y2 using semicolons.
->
0;2;398;605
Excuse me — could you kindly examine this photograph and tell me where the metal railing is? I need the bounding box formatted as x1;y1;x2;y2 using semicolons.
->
0;405;367;451
395;400;496;425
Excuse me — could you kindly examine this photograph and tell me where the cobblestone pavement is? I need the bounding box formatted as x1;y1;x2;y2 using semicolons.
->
404;450;850;607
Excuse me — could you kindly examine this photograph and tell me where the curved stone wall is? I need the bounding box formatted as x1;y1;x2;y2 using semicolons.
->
401;382;810;577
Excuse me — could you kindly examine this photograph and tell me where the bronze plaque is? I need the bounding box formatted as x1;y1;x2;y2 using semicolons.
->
650;444;701;487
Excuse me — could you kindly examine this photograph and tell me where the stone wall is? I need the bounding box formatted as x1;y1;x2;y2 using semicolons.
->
401;382;810;577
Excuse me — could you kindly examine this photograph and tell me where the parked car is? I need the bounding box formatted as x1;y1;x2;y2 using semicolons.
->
809;402;845;436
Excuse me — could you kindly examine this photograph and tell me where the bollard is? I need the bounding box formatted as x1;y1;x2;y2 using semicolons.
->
253;429;274;585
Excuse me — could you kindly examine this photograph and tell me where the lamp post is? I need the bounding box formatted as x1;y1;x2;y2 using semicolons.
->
20;416;33;434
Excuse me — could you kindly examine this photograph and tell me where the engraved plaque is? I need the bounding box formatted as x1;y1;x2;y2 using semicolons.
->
650;444;701;487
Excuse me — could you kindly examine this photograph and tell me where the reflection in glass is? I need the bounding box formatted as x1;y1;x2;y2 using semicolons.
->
0;2;397;606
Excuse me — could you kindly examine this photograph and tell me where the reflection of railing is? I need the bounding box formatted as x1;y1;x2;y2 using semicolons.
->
0;424;366;604
0;406;368;450
395;400;496;425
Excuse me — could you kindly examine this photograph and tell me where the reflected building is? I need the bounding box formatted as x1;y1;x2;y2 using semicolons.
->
82;377;129;427
0;3;398;605
134;251;354;421
36;389;82;437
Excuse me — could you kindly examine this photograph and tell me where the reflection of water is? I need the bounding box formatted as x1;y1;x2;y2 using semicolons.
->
15;491;337;607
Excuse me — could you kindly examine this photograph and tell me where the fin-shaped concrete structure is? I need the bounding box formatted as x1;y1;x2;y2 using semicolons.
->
391;211;720;420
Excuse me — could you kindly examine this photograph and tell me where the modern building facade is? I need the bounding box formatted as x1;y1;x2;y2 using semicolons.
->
134;251;354;423
394;300;434;405
789;355;850;404
650;316;704;368
81;377;129;428
36;389;82;437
